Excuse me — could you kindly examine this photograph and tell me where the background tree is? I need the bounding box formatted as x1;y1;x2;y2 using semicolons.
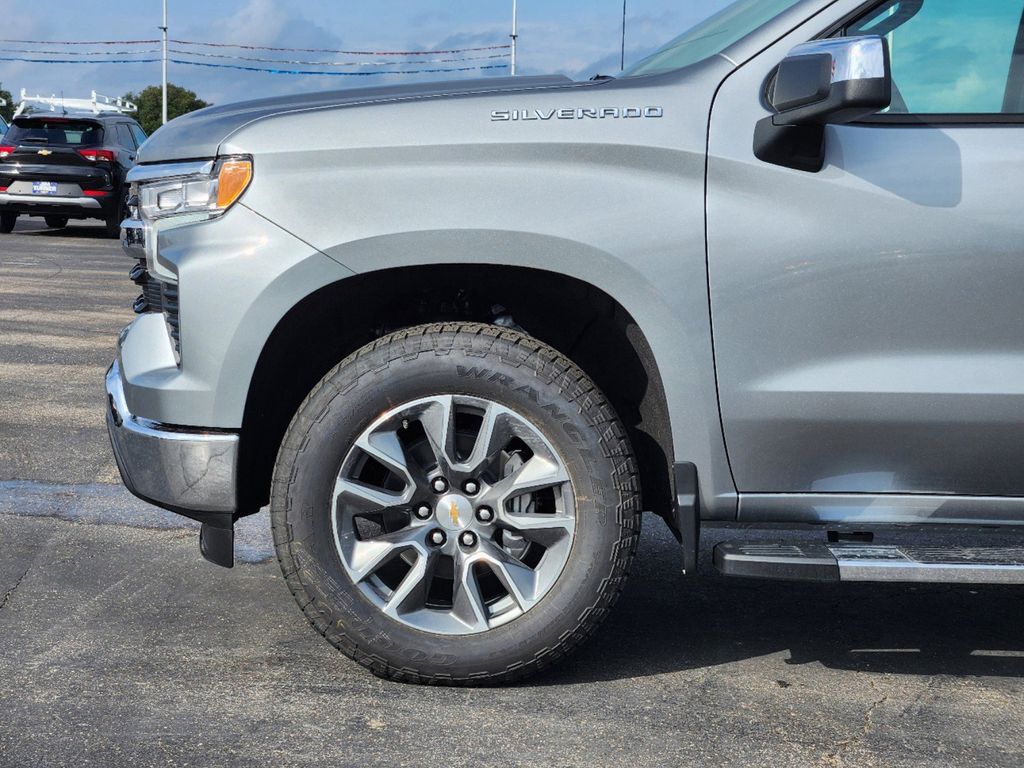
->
0;83;13;122
122;83;209;135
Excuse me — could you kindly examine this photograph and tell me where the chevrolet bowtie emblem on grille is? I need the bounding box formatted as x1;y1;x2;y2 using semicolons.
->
448;500;461;527
37;150;53;156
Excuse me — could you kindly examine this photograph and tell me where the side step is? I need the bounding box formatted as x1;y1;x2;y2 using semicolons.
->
714;542;1024;584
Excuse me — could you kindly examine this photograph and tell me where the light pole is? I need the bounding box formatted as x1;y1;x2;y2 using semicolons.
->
510;0;518;76
160;0;168;125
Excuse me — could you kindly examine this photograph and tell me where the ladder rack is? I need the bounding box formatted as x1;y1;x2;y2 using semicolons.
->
14;89;137;118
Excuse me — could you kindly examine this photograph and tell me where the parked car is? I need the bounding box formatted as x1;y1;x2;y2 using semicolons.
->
0;92;145;236
106;0;1024;684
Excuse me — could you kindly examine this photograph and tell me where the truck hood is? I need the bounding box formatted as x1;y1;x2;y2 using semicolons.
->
137;75;577;164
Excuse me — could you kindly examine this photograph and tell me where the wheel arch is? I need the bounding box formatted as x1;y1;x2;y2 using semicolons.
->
236;263;677;525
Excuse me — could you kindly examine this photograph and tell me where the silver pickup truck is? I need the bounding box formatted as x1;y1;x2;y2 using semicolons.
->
106;0;1024;684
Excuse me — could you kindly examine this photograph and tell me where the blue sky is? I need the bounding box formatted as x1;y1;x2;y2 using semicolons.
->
0;0;732;104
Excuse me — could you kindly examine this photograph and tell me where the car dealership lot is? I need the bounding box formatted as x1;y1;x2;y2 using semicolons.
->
2;222;1024;767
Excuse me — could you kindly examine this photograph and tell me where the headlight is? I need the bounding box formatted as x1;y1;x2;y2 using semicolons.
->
137;156;252;222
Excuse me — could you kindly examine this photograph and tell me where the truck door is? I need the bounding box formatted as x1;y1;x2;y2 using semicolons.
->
707;0;1024;500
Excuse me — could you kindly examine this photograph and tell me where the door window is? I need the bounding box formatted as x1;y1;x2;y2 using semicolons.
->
116;123;136;149
129;123;147;147
845;0;1024;114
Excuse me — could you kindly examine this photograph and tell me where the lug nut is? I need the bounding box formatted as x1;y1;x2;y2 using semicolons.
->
414;504;432;520
429;530;447;546
463;480;479;495
475;507;494;523
431;477;449;494
459;531;477;548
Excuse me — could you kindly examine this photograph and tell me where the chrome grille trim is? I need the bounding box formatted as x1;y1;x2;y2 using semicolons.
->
122;213;180;361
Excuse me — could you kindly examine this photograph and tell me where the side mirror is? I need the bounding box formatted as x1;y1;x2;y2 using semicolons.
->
754;35;892;172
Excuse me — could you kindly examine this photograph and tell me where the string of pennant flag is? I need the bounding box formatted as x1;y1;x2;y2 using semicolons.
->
0;38;512;76
0;48;510;68
0;57;511;77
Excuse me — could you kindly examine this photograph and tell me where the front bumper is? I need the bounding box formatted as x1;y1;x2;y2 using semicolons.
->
105;358;239;517
0;192;107;217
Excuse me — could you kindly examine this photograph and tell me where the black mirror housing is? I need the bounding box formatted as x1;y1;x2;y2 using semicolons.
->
772;53;833;114
755;35;892;172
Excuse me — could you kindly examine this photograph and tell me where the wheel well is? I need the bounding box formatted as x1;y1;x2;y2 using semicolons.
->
237;265;675;521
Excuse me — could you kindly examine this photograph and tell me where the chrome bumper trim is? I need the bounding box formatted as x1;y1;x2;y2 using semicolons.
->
105;359;238;514
0;193;102;208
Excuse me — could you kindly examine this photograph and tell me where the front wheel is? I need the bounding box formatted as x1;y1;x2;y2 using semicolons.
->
45;216;69;229
271;323;641;684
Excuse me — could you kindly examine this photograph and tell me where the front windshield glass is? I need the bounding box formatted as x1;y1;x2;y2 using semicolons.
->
622;0;806;76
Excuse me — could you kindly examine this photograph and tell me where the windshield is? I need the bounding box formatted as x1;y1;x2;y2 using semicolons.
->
5;118;104;146
622;0;806;76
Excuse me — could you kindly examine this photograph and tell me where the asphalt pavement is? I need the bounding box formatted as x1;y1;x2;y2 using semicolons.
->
2;218;1024;767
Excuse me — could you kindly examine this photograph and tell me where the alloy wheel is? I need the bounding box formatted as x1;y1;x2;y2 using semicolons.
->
331;394;576;635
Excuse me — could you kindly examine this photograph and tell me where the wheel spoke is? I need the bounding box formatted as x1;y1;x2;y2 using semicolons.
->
479;541;539;612
354;430;415;487
451;555;490;632
459;402;510;473
334;476;408;514
489;454;570;505
335;429;416;512
382;549;437;618
417;396;457;476
501;510;575;539
344;525;425;582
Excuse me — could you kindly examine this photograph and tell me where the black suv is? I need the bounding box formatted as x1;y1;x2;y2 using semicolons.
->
0;113;146;237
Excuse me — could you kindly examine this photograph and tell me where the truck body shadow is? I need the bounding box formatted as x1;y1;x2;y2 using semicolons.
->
542;527;1024;685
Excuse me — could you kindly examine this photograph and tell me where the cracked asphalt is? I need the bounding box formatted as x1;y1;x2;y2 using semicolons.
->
2;219;1024;767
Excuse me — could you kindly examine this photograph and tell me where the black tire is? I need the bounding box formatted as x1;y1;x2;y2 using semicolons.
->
271;323;641;685
104;194;126;238
0;212;16;233
44;216;69;229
